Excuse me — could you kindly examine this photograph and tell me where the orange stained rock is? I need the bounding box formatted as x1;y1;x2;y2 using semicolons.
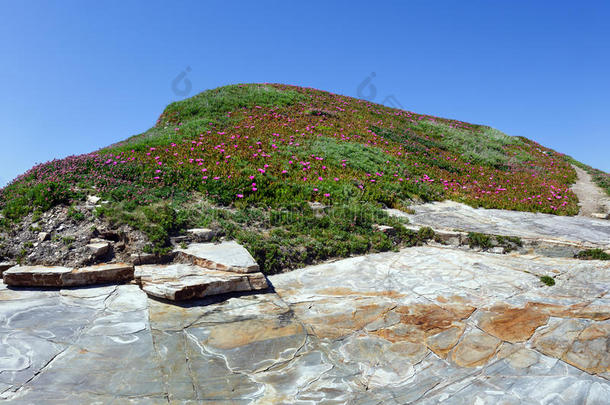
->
526;302;610;321
292;300;394;339
451;329;501;367
478;306;549;343
318;287;405;299
207;318;305;349
425;324;465;358
395;304;464;333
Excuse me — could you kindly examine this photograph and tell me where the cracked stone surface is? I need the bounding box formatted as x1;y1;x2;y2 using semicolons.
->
389;200;610;247
1;246;609;403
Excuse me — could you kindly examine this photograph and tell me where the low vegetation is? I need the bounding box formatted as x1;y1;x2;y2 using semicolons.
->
96;199;434;273
467;232;523;252
576;249;610;261
0;83;606;272
540;275;556;286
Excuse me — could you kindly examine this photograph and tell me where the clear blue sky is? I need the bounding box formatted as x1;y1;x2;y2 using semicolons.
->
1;1;609;187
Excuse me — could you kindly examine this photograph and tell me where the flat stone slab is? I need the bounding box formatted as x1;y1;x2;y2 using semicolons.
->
1;247;609;403
136;263;268;301
388;200;610;247
3;263;134;287
175;241;259;273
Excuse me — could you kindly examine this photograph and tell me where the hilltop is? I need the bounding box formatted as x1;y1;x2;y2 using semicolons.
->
1;83;608;273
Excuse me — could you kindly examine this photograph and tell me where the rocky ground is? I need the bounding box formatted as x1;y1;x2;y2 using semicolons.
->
1;243;609;403
0;170;609;404
0;197;152;268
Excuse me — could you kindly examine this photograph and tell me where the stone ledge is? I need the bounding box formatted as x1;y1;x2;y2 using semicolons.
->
136;263;268;301
3;263;134;287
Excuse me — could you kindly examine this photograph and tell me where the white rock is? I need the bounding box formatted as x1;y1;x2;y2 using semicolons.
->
87;242;110;257
136;263;267;301
175;241;259;273
187;228;215;241
373;224;394;233
87;195;101;204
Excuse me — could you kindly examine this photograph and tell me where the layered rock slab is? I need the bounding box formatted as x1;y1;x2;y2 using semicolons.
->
1;245;609;403
2;263;134;287
389;200;610;247
175;241;260;273
136;263;268;301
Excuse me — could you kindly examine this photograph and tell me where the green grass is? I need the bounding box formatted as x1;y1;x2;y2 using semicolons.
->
540;275;555;286
408;120;528;169
111;84;305;153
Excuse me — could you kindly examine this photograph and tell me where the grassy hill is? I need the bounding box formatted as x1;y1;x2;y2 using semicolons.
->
1;83;607;272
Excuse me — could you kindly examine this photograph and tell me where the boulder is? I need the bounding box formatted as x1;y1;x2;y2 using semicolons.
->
3;263;134;287
186;228;215;242
175;241;259;273
0;261;16;277
87;242;110;257
135;263;268;301
38;232;50;242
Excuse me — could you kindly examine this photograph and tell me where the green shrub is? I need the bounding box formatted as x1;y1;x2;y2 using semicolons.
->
540;275;555;286
576;249;610;260
468;232;493;249
68;206;85;221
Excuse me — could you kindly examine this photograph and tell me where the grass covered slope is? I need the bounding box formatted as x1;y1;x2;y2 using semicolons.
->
0;83;599;272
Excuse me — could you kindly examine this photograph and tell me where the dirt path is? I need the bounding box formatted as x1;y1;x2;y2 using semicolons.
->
571;165;610;218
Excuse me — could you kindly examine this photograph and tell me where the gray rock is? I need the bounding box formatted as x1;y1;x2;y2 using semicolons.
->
392;200;610;246
37;232;50;242
175;241;259;273
490;246;505;254
135;263;268;301
86;241;110;257
591;212;609;220
0;262;15;277
1;244;609;402
433;229;466;246
3;263;134;287
186;228;215;242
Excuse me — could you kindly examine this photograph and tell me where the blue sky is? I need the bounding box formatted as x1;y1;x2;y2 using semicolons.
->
1;1;608;187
